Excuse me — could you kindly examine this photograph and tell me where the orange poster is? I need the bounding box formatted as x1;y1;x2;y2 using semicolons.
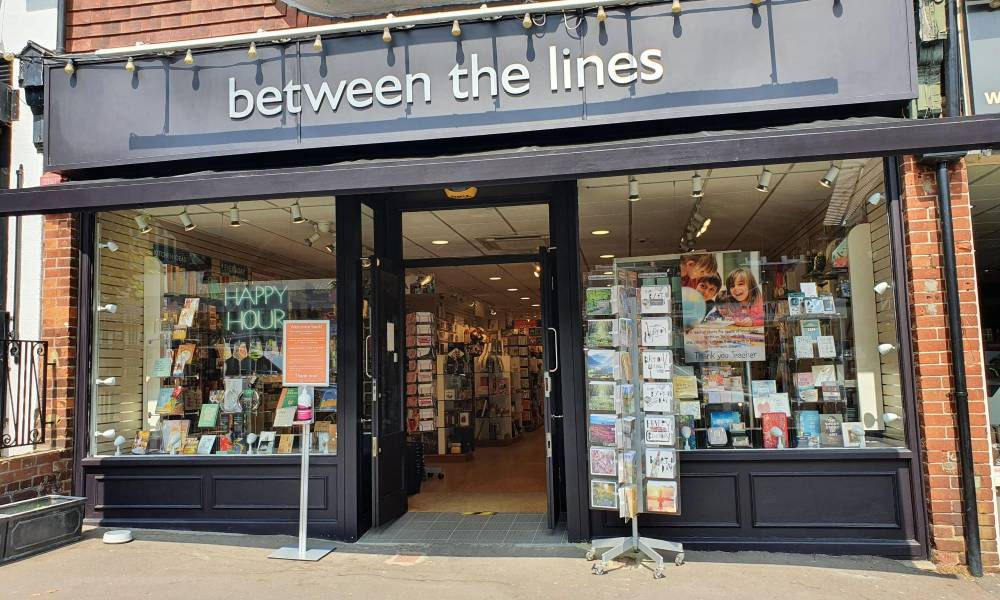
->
282;320;330;386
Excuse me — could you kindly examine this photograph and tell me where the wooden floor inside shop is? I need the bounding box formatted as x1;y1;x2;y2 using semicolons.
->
409;427;548;513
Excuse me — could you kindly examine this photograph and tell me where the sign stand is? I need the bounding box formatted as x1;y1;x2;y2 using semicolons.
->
587;516;684;578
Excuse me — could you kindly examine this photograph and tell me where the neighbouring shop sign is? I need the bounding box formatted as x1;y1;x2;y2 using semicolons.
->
967;3;1000;115
45;0;916;170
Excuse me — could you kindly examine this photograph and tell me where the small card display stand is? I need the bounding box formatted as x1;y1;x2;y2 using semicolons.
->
583;266;683;579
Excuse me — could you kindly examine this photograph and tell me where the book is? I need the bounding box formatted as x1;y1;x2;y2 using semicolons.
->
804;297;824;314
177;297;200;328
786;292;804;316
820;413;845;446
641;381;673;413
645;447;677;479
160;419;190;453
131;431;150;455
841;421;866;448
761;412;788;449
273;387;299;428
816;335;837;358
709;411;740;431
585;288;614;316
640;285;671;314
796;410;821;447
197;403;220;428
150;356;173;377
640;318;672;347
257;431;276;454
821;383;841;402
794;336;814;359
155;386;185;416
800;282;818;297
750;379;777;399
196;434;216;455
277;433;296;454
753;392;791;418
172;343;196;376
821;294;836;314
645;480;678;514
181;438;200;455
317;386;338;411
644;415;676;446
800;319;822;340
811;364;837;386
590;447;617;477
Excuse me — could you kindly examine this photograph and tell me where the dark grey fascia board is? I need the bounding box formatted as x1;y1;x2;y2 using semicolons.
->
3;115;1000;216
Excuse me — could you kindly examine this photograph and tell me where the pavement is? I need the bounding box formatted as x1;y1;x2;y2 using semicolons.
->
2;527;999;599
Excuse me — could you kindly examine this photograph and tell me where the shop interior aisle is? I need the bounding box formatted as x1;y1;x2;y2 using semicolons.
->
410;427;548;513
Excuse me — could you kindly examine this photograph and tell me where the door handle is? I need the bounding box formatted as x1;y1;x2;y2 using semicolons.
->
550;414;564;420
363;334;373;378
548;328;559;373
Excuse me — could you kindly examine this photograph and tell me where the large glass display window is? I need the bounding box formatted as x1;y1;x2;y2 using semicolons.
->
91;197;338;457
578;160;906;456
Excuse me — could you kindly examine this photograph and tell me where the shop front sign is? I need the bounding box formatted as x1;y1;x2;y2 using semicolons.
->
967;3;1000;115
45;0;916;170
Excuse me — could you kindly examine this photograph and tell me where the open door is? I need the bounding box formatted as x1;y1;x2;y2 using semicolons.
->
365;256;408;527
539;246;566;529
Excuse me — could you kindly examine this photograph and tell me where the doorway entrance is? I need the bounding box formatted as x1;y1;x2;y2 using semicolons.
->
360;188;572;535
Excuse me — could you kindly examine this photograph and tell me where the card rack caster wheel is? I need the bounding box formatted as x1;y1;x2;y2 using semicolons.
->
592;562;607;575
674;553;685;566
437;473;445;480
585;550;596;561
654;567;665;580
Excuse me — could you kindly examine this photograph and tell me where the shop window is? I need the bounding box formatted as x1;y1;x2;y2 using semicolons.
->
92;198;338;457
578;159;906;452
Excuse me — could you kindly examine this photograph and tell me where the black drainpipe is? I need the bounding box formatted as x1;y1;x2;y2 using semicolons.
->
56;0;66;53
922;151;982;578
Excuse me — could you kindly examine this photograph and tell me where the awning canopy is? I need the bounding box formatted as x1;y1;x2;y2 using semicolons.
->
2;115;998;216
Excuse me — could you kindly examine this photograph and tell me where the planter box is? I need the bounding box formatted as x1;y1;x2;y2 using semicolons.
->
0;495;85;563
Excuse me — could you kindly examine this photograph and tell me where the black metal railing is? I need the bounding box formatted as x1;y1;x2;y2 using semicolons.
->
0;339;48;449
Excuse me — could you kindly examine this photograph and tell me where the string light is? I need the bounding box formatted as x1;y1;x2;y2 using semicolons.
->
672;0;682;14
452;20;462;37
523;13;533;28
183;49;194;65
247;41;258;58
596;5;607;22
382;26;392;43
313;34;323;50
125;56;135;72
63;59;75;75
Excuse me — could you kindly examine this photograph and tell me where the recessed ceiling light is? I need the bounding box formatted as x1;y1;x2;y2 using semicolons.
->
600;254;615;259
507;288;518;292
520;297;530;300
489;276;502;280
431;240;449;245
592;229;611;236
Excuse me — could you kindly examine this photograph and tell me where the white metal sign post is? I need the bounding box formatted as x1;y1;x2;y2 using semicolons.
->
270;321;334;562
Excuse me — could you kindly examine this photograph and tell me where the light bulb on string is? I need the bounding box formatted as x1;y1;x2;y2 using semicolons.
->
313;34;323;51
523;13;533;28
382;27;392;43
596;5;607;22
247;41;258;59
183;49;194;65
452;20;462;37
125;56;135;72
672;0;682;14
64;59;75;75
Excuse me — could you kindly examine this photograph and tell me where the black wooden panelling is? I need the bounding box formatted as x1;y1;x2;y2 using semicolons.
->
212;475;329;510
751;472;900;528
641;473;741;528
94;475;203;510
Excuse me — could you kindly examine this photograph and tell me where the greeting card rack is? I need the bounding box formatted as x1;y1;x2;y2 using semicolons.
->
583;265;683;579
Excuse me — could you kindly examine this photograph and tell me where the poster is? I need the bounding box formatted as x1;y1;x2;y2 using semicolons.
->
282;320;330;387
680;251;765;362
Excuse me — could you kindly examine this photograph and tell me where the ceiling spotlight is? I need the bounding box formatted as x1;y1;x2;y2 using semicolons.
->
628;175;640;202
819;165;840;188
882;412;902;425
489;276;502;281
95;376;117;386
290;202;305;224
183;49;194;65
672;0;682;14
696;217;712;238
64;59;75;75
873;281;891;295
600;254;615;259
313;34;323;50
868;192;884;206
691;173;704;198
520;297;530;300
596;5;607;22
247;41;258;59
431;240;449;245
180;209;196;231
98;240;119;252
304;230;321;246
94;429;116;440
452;20;462;37
756;167;773;193
134;214;152;234
523;13;532;28
592;229;610;236
125;56;136;72
97;303;118;314
877;343;896;356
507;288;518;292
228;204;241;227
531;303;540;307
419;274;434;286
382;26;392;43
324;243;336;254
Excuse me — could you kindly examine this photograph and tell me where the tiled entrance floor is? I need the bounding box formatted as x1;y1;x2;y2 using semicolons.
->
360;512;568;546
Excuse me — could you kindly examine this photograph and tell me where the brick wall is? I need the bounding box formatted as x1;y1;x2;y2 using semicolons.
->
0;196;79;503
900;156;1000;572
66;0;332;53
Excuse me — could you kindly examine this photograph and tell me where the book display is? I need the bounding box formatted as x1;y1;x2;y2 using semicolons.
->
585;266;684;579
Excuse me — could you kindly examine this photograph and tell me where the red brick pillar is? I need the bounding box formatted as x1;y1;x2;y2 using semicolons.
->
900;155;999;572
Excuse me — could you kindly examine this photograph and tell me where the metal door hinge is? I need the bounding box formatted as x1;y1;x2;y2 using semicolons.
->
546;433;552;458
372;436;378;455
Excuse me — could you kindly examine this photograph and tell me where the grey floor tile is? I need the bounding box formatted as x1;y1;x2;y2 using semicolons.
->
473;531;508;543
504;531;538;543
449;530;483;542
435;513;463;522
483;521;511;531
409;512;440;522
509;521;541;530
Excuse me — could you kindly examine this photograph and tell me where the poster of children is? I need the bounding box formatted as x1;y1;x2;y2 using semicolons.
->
680;251;765;362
